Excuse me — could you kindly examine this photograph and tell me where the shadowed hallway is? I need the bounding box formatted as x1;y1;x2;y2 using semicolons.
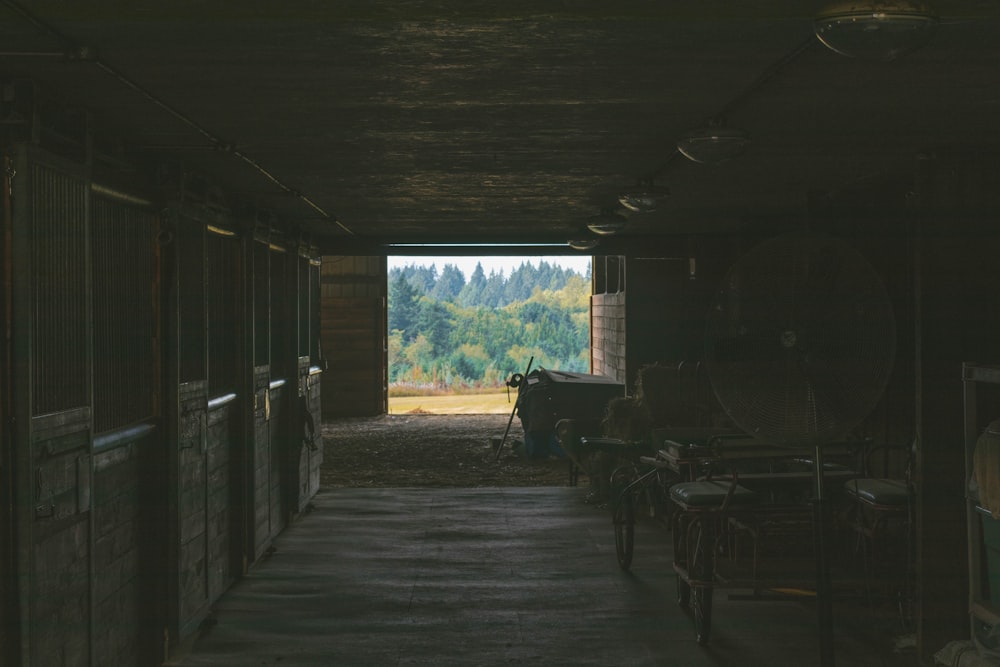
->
166;487;913;666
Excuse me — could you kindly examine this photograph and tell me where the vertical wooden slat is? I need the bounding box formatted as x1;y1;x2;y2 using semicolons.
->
206;232;240;395
91;196;155;433
31;163;88;414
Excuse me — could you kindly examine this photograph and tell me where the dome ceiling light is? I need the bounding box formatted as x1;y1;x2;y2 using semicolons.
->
814;1;938;61
586;209;629;236
618;178;670;213
676;121;750;165
567;237;600;251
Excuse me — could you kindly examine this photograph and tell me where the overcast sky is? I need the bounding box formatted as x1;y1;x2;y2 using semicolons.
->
387;255;591;281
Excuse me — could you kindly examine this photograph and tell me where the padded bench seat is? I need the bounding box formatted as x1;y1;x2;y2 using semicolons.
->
670;480;759;508
577;437;649;453
843;478;910;506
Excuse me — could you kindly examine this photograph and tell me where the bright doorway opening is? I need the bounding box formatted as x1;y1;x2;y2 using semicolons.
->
387;255;592;415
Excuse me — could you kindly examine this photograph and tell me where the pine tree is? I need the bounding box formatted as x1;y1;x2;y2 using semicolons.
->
415;264;438;293
481;269;505;307
388;273;420;342
457;262;486;307
416;298;453;357
432;263;465;302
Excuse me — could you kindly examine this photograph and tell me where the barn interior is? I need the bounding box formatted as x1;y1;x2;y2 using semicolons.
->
2;1;1000;665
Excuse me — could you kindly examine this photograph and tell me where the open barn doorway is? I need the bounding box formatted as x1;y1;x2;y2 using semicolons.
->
386;255;592;415
318;253;596;489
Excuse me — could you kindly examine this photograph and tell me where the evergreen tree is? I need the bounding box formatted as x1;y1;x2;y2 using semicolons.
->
410;264;438;293
416;297;453;356
481;269;505;307
504;262;532;303
457;262;487;307
432;263;465;302
388;273;420;342
551;266;568;290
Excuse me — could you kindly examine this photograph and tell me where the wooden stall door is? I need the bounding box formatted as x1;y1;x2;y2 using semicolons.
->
167;212;207;644
296;360;322;510
250;241;291;561
251;366;272;560
250;370;287;560
168;219;244;644
268;380;288;537
204;231;241;602
11;149;93;666
293;255;322;512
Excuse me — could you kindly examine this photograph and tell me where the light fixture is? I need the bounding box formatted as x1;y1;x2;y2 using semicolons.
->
567;238;600;251
676;121;749;165
618;179;670;213
586;209;628;236
206;224;237;237
814;1;938;61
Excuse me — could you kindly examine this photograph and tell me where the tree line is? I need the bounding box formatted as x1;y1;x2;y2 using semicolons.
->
388;260;591;390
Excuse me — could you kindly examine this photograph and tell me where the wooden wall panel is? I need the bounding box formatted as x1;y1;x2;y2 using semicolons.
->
205;402;234;601
30;517;90;667
306;370;322;497
251;370;271;560
320;256;383;299
320;255;387;417
176;391;208;631
29;421;91;667
92;433;155;667
268;382;287;542
293;368;323;512
591;292;626;385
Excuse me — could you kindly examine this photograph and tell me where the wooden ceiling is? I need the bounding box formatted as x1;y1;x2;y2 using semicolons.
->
2;1;999;254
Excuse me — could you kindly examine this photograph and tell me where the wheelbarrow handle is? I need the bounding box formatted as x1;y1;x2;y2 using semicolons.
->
495;356;533;462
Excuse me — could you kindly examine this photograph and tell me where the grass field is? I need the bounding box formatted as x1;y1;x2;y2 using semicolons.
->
388;391;515;415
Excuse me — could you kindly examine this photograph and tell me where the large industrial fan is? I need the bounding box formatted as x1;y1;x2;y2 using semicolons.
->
704;231;896;666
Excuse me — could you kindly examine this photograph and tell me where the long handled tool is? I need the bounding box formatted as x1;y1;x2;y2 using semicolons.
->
495;356;533;462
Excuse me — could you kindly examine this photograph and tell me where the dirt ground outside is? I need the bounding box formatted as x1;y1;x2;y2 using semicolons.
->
320;413;580;488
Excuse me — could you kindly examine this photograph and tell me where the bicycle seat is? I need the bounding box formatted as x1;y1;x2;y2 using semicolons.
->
670;480;758;508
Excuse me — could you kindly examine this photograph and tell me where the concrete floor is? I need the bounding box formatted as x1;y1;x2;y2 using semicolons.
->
167;487;916;666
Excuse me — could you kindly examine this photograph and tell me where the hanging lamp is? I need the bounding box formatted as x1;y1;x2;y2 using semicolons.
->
618;178;670;213
676;120;750;164
814;1;938;61
586;209;628;236
567;237;600;251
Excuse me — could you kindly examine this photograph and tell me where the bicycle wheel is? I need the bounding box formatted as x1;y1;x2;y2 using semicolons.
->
613;492;635;570
690;519;715;646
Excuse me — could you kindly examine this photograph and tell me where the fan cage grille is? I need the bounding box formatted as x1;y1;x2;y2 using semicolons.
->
705;233;896;447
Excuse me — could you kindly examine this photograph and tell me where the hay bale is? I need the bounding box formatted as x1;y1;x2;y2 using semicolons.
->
634;362;720;427
601;396;650;441
635;363;682;426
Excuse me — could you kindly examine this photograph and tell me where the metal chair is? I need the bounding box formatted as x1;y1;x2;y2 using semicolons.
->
842;440;915;614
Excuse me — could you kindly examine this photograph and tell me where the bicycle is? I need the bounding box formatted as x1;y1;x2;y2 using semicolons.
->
610;450;680;570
